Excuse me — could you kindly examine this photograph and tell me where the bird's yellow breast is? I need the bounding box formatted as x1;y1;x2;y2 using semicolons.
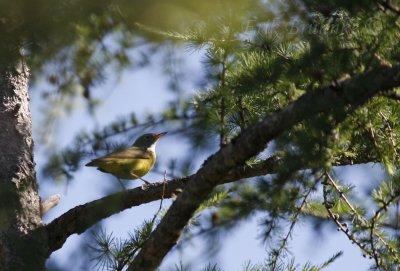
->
95;151;156;180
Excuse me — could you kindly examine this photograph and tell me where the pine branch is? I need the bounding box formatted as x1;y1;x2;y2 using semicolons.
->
325;173;358;215
324;172;400;269
219;61;227;147
39;156;279;256
37;63;400;262
127;63;400;271
326;173;395;253
39;126;378;258
269;179;319;271
149;171;167;226
373;192;400;221
322;180;373;259
370;215;381;269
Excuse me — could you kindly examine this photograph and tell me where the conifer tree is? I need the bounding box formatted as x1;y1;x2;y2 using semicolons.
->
1;0;400;270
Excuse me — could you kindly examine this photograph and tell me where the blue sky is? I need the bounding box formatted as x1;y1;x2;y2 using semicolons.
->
31;47;376;271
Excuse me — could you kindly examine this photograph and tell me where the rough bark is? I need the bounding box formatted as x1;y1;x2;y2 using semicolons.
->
0;62;45;271
43;156;279;255
42;152;376;256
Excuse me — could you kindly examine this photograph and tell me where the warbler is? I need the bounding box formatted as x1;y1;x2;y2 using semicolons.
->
85;132;167;185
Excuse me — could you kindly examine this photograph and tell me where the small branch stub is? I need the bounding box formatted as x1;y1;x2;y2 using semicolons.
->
40;194;61;216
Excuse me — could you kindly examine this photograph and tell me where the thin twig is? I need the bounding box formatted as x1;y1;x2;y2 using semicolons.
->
121;172;168;270
150;170;167;225
219;54;228;147
325;173;358;214
370;216;381;268
325;172;400;268
326;173;388;246
379;111;398;157
373;192;400;222
270;178;319;271
322;180;373;258
116;178;126;190
371;187;400;260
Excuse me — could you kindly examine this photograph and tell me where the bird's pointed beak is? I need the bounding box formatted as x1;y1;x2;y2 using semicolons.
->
154;132;167;140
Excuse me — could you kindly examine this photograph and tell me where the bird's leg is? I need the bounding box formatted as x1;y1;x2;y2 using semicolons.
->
140;178;151;185
116;178;126;191
139;178;151;190
131;173;151;189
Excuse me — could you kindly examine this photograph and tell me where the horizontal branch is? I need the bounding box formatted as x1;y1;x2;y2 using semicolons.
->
42;152;376;256
128;63;400;271
42;156;280;255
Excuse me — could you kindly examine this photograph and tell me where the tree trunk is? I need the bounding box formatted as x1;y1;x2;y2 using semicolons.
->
0;61;45;270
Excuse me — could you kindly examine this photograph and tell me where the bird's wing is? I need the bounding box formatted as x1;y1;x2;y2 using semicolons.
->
86;147;150;166
102;147;151;160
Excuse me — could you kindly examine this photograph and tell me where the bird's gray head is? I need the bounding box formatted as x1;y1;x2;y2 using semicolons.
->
132;132;167;149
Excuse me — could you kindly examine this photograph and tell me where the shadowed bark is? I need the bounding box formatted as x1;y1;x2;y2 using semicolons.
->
42;153;377;256
43;156;279;255
0;62;46;270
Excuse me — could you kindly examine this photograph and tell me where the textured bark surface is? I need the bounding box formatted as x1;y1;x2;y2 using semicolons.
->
0;62;44;270
43;150;374;256
43;156;279;255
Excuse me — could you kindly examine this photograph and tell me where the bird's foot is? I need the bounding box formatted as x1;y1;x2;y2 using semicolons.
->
117;178;127;191
140;178;151;190
140;178;151;185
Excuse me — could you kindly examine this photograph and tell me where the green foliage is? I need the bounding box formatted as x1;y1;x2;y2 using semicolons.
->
372;174;400;207
171;251;342;271
88;188;229;270
90;220;155;270
30;0;400;269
